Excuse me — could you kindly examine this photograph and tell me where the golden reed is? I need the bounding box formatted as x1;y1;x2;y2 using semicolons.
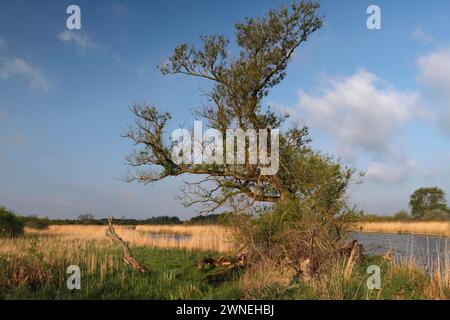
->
354;221;450;237
24;224;235;253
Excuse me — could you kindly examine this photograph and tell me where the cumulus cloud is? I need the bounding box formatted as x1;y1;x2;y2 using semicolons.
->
58;30;97;52
418;46;450;134
366;158;416;184
0;56;50;91
298;69;420;155
418;46;450;94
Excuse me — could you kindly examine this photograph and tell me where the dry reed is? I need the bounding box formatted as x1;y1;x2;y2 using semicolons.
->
354;221;450;237
24;224;235;253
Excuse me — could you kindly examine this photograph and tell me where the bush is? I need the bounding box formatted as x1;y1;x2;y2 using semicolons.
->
0;207;25;238
228;147;360;278
393;210;411;221
422;209;450;221
23;215;50;230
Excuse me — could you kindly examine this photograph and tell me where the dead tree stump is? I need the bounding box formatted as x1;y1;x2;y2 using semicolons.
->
105;218;149;274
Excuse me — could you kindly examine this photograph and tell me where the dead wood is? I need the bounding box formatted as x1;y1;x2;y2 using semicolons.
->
198;254;246;271
105;218;149;274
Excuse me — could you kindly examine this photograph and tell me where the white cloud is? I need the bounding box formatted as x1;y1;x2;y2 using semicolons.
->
58;30;97;52
418;46;450;94
411;26;434;44
366;158;416;184
58;30;121;62
0;56;50;91
418;46;450;134
298;69;420;155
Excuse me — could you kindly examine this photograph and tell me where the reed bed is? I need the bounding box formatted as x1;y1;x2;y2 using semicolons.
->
354;221;450;237
0;234;127;289
0;224;235;296
1;225;449;299
24;224;235;253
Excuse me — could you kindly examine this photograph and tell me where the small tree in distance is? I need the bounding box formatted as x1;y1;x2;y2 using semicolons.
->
409;187;448;219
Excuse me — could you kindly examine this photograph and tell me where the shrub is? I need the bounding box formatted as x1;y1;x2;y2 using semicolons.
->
23;215;50;230
227;147;360;278
422;209;450;221
0;207;25;237
393;210;411;221
230;198;359;275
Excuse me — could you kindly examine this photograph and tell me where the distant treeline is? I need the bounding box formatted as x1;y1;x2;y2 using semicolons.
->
50;215;182;226
184;212;230;225
16;212;230;230
360;209;450;222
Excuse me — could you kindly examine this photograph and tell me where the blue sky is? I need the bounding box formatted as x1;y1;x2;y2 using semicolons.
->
1;0;450;219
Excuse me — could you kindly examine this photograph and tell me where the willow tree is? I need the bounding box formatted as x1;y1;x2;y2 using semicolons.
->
124;2;359;272
124;2;332;209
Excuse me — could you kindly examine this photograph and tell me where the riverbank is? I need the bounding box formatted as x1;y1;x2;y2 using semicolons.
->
353;221;450;237
0;229;448;299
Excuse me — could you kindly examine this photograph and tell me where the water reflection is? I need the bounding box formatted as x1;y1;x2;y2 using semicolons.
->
142;232;192;242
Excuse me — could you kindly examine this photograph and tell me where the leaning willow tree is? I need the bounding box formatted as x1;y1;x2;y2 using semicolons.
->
124;2;359;273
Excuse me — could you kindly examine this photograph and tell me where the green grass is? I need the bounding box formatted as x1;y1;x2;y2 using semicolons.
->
1;245;447;300
0;247;242;300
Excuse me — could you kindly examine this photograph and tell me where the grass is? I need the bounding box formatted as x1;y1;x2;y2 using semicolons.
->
354;221;450;237
0;232;240;299
0;225;448;300
240;255;449;300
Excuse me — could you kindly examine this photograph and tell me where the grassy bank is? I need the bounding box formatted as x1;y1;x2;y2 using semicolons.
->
354;221;450;237
0;233;240;299
241;255;449;300
0;225;448;300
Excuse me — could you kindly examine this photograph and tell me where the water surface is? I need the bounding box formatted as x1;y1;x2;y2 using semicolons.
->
351;232;449;271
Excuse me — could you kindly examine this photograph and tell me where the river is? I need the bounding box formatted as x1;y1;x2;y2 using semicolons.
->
351;232;449;271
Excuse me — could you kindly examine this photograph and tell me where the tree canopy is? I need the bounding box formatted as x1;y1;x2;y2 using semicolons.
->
124;2;350;213
409;187;448;219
